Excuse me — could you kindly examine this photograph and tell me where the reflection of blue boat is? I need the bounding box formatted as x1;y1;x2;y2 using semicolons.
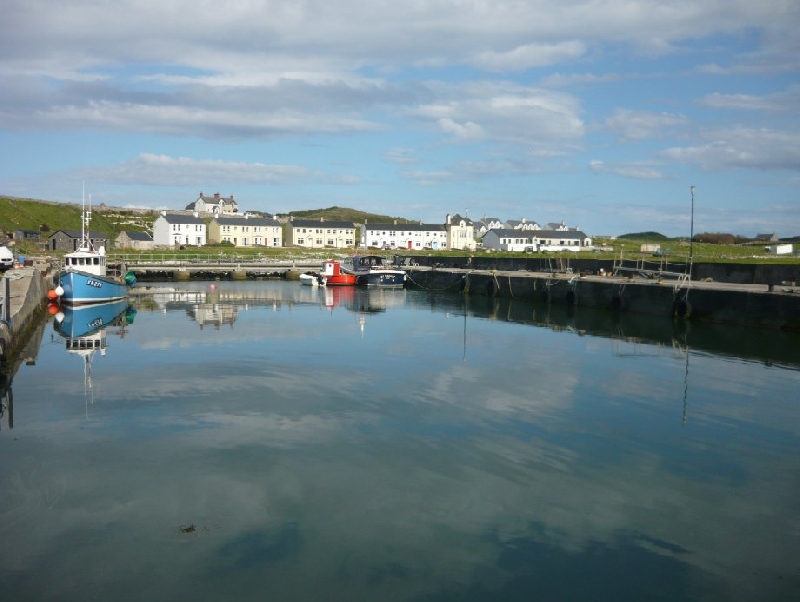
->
54;191;136;305
53;299;132;339
52;300;134;414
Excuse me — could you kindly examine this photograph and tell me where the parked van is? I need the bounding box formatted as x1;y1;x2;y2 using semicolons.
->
0;245;14;272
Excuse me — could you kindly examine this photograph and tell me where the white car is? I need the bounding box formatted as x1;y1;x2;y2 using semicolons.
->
0;245;14;272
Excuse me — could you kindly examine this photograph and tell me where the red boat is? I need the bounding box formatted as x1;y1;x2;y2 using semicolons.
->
322;259;357;286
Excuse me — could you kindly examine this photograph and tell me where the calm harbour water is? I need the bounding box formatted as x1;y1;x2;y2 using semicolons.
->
1;280;798;601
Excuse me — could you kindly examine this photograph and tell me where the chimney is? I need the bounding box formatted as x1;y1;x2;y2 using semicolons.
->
193;211;199;218
214;192;220;199
446;213;451;224
320;217;324;222
161;210;167;217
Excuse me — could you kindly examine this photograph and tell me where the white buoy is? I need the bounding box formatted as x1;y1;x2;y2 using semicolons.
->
55;285;65;297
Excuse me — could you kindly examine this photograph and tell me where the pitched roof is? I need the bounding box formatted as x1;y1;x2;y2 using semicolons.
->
289;219;355;229
364;223;447;232
51;229;108;239
159;213;205;224
120;230;153;241
214;216;280;226
449;213;473;225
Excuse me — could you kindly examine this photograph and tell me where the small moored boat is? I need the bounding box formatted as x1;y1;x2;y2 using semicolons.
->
342;254;406;288
322;259;357;286
299;272;322;286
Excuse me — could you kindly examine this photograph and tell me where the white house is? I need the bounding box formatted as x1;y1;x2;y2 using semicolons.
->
481;229;535;252
482;229;592;252
287;218;356;249
482;217;504;230
361;222;448;250
532;229;592;251
361;214;475;251
153;212;207;247
185;192;238;216
209;215;283;247
765;243;793;255
446;214;476;251
504;218;539;231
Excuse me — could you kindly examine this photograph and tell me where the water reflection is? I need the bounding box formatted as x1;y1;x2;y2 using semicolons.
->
0;282;798;601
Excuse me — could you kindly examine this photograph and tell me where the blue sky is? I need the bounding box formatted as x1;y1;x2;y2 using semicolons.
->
1;1;798;238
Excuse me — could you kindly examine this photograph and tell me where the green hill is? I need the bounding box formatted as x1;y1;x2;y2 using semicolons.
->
285;206;414;224
1;196;413;243
617;231;669;241
0;196;154;240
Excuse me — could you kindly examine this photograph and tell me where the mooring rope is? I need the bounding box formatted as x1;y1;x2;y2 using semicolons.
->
404;270;468;292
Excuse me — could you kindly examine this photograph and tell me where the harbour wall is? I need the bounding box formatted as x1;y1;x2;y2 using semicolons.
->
403;267;800;331
397;255;800;286
0;267;53;362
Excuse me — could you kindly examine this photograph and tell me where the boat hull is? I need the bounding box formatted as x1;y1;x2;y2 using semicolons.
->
326;274;357;286
299;273;321;286
355;271;406;288
58;270;129;305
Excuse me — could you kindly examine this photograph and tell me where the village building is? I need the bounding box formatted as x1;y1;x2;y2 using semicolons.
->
446;214;476;251
48;229;110;253
504;218;540;231
13;229;42;244
185;192;238;216
361;214;475;251
482;217;504;230
482;229;592;252
115;230;155;250
208;215;283;247
286;218;356;249
152;212;207;247
361;222;448;250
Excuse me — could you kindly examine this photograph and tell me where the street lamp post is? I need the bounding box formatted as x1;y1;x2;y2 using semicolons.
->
689;185;695;263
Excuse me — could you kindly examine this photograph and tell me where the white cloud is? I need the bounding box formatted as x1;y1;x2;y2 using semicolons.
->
589;160;665;180
603;109;688;142
87;153;316;186
697;85;800;113
416;82;584;149
661;127;800;171
472;41;587;71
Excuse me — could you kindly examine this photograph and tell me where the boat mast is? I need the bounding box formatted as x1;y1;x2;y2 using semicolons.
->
81;181;86;245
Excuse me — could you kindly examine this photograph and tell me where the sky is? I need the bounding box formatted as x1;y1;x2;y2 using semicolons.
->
1;1;798;238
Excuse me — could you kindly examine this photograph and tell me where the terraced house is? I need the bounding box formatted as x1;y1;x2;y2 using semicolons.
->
208;215;283;247
360;213;475;251
287;218;356;249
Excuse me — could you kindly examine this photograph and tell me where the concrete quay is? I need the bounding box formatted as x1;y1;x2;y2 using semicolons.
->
123;259;322;281
404;266;800;331
0;266;54;362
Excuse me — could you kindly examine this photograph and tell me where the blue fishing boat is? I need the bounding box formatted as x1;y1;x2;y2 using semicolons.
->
54;190;136;305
